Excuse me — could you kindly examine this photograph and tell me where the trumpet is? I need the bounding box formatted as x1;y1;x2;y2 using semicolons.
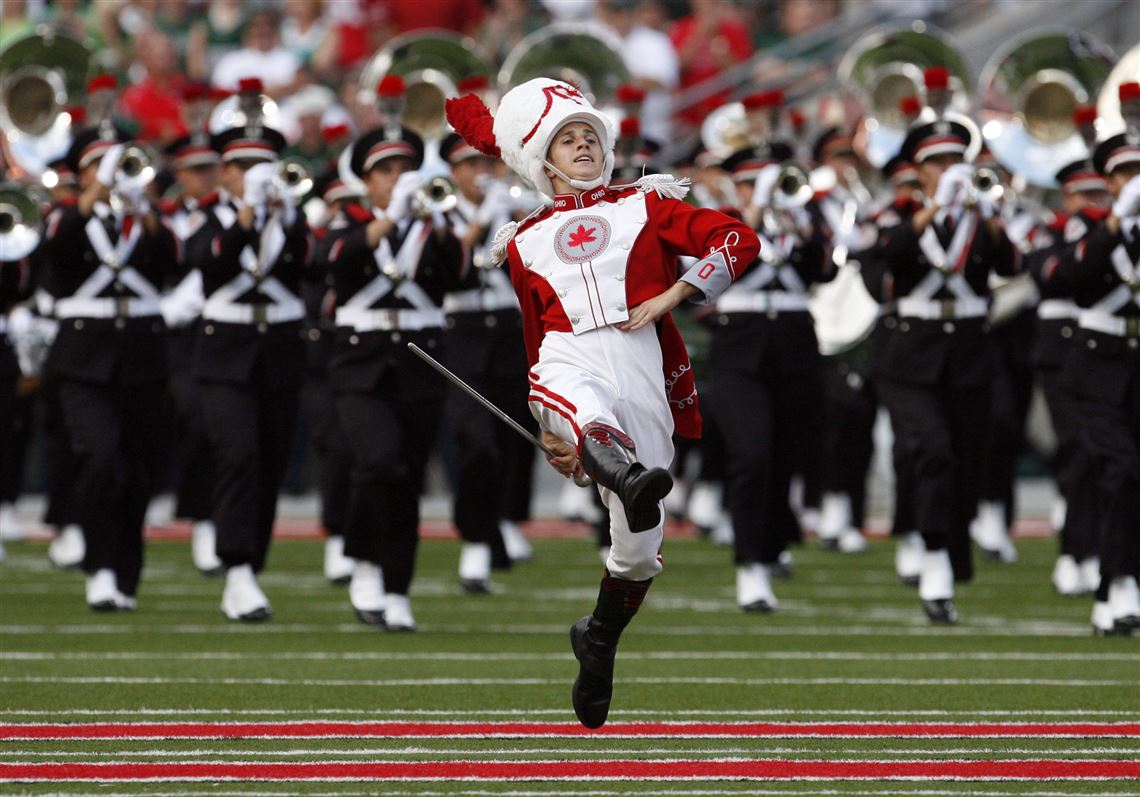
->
108;143;156;216
270;158;314;202
413;175;457;217
964;166;1004;208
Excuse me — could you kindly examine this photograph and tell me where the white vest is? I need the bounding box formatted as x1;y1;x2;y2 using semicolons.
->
513;190;647;333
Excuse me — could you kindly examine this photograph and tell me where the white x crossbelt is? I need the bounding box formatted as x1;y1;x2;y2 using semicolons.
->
1080;240;1140;337
715;231;809;314
897;214;987;321
54;215;162;320
201;204;304;326
335;217;444;332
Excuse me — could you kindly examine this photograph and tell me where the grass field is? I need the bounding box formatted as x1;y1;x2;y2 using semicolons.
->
1;526;1137;795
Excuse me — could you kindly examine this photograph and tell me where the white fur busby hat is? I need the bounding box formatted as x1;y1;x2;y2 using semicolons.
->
445;78;615;198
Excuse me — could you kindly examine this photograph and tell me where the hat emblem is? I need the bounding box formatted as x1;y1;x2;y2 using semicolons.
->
521;84;587;146
1127;131;1140;146
935;120;950;135
553;215;611;263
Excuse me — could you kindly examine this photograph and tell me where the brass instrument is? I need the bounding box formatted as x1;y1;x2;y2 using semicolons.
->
700;102;749;158
965;166;1004;207
0;27;91;181
413;174;458;217
839;21;971;167
0;182;46;261
773;161;814;209
1097;42;1139;134
208;90;282;135
978;30;1117;187
273;158;314;202
108;143;157;216
498;23;630;106
359;31;492;141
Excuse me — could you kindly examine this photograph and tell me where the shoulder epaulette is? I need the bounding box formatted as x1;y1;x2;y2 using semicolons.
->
345;202;373;224
197;191;220;209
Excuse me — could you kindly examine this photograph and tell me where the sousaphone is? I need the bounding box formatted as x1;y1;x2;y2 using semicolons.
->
839;21;971;167
498;23;630;106
0;26;91;181
978;29;1117;187
359;30;492;140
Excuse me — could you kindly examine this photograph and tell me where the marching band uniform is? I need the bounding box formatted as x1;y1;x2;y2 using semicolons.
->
1029;159;1109;596
811;128;880;554
304;173;357;585
873;119;1018;624
439;133;535;592
160;131;221;575
0;255;28;551
186;122;311;621
40;128;179;610
446;79;759;728
707;147;833;611
1055;126;1140;634
317;125;464;630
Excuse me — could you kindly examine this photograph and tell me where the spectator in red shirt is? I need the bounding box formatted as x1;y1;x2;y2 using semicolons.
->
119;29;190;145
669;0;753;127
366;0;485;37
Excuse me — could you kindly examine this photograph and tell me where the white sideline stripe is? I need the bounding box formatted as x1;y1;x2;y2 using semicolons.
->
2;675;1132;687
24;792;1140;797
4;716;1135;720
4;650;1135;663
0;622;1096;637
3;746;1136;757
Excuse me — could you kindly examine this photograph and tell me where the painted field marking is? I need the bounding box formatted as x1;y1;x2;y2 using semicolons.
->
4;650;1135;663
4;721;1139;740
24;791;1140;797
3;746;1138;758
1;758;1137;781
4;708;1138;718
1;675;1131;688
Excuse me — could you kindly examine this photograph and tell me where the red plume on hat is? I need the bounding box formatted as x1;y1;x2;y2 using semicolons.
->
923;67;950;91
376;75;406;98
237;77;263;95
616;84;647;106
457;75;489;94
619;115;640;138
1073;105;1098;147
899;94;922;123
88;74;117;93
444;94;501;159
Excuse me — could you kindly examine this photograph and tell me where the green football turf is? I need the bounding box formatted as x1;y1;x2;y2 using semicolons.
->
0;530;1137;795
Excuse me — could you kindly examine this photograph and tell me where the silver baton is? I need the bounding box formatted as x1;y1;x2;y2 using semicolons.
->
407;342;592;488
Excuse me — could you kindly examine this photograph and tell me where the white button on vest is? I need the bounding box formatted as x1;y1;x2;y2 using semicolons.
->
571;315;581;324
390;332;401;343
349;334;359;345
942;322;955;334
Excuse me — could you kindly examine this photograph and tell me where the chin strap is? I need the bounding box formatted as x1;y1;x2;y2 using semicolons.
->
543;159;605;192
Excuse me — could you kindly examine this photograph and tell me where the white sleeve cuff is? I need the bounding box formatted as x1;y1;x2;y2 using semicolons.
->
680;250;735;305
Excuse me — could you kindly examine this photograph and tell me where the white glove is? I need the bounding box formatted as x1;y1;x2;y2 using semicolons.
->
95;144;125;187
243;162;279;207
1112;173;1140;220
976;194;1000;221
474;180;513;228
384;170;422;224
933;163;972;208
750;163;782;209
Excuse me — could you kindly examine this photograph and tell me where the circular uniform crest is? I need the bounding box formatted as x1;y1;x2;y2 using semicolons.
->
553;214;611;264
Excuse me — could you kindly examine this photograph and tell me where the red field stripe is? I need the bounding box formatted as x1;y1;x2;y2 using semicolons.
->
1;759;1138;782
5;721;1139;740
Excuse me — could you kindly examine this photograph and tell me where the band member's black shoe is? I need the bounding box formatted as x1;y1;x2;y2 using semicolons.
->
459;578;493;594
354;608;386;626
580;423;673;532
922;599;959;625
570;616;615;729
900;575;920;588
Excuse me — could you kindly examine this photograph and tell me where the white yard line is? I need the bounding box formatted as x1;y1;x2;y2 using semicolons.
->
3;650;1134;663
2;675;1130;687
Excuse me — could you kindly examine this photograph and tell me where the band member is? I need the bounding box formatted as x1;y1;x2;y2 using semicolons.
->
317;122;463;630
1029;152;1110;597
873;154;925;585
1054;112;1140;635
708;147;833;611
39;125;178;610
186;85;311;621
811;127;879;554
161;125;222;575
446;79;758;728
305;172;359;585
439;132;535;592
873;114;1018;624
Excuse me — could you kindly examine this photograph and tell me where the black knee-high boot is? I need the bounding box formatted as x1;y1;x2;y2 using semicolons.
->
579;422;673;533
570;570;653;729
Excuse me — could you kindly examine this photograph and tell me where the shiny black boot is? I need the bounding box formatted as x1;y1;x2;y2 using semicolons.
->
570;571;652;729
579;423;672;533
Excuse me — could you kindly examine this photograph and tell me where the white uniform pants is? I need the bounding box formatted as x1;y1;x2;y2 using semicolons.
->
528;326;674;581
